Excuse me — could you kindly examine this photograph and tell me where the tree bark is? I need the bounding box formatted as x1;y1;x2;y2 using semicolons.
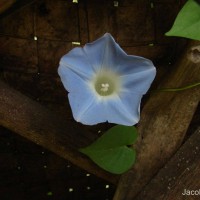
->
134;127;200;200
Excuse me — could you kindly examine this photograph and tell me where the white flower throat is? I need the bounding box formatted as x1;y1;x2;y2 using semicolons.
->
95;78;114;96
92;70;121;97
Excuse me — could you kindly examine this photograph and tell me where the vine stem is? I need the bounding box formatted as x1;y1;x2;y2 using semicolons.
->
152;82;200;93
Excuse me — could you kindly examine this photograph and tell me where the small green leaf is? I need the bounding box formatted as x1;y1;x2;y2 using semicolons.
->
79;125;138;174
165;0;200;40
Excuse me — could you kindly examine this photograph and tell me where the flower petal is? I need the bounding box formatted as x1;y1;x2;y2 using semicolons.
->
83;33;127;72
68;92;107;125
59;47;95;79
121;67;156;94
105;92;142;126
117;55;156;76
58;65;89;93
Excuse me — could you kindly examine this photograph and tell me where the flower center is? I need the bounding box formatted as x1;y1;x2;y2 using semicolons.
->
95;78;115;96
92;70;121;97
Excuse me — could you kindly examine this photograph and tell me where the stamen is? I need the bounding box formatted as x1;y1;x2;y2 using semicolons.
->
100;83;110;92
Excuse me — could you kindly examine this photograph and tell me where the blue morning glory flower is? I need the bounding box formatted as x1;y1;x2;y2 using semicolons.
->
58;33;156;126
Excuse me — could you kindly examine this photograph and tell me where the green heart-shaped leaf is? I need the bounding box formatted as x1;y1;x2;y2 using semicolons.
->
165;0;200;40
79;125;138;174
